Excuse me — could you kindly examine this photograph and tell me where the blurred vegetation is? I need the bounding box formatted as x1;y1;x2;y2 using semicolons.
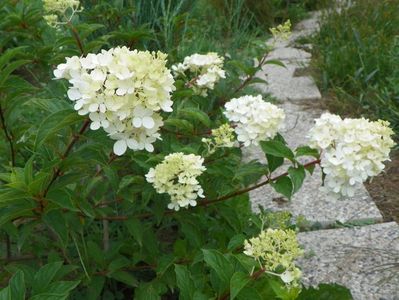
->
313;0;399;134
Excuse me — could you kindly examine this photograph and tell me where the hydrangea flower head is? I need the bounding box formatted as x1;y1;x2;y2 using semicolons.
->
145;153;206;210
202;123;236;153
270;20;292;41
54;47;175;155
309;113;395;197
43;0;81;27
224;95;285;146
172;53;225;96
244;229;303;286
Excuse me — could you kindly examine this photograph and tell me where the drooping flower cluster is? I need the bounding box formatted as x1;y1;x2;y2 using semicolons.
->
43;0;81;27
244;229;303;286
309;113;395;197
202;123;236;153
224;95;285;146
54;47;176;155
270;20;292;41
172;53;226;96
145;153;206;210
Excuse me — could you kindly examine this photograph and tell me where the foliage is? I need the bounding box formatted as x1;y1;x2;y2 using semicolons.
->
0;0;357;299
313;0;399;134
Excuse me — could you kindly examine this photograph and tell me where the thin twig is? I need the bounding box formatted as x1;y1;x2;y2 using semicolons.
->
42;119;90;198
0;103;16;167
67;22;85;55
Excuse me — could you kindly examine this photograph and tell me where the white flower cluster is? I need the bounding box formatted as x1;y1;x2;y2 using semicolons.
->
43;0;81;27
54;47;176;155
202;123;236;153
309;113;395;197
270;20;292;41
224;95;285;146
244;229;303;286
145;153;206;211
172;53;226;96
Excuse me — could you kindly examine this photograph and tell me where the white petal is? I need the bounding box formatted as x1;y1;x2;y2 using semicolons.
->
113;140;127;156
132;117;142;128
145;143;154;152
67;89;81;100
90;122;101;130
126;138;138;149
142;116;155;129
89;103;99;112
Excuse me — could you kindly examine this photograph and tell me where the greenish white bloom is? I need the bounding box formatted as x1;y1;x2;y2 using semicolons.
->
172;53;226;96
224;95;285;146
244;228;303;286
145;153;206;210
202;123;236;153
54;47;175;155
270;20;292;41
43;0;81;27
309;113;395;198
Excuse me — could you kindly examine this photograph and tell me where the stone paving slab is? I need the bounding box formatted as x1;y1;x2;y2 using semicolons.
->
267;47;312;61
297;222;399;300
256;66;321;101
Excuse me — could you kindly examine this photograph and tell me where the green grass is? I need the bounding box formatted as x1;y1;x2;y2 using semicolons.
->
313;0;399;133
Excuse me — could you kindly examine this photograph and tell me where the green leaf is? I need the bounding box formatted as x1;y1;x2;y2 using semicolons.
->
30;280;80;300
260;140;295;161
271;176;293;200
288;165;306;194
134;281;166;300
0;60;31;88
263;59;286;68
0;270;25;300
125;218;144;247
266;154;284;173
164;118;194;133
227;234;246;251
174;265;195;300
297;283;353;300
46;189;78;211
179;108;211;128
32;261;63;295
295;146;320;158
202;249;234;285
230;272;251;300
34;109;84;150
108;271;138;287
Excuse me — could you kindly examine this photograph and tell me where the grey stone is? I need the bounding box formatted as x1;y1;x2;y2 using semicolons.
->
297;222;399;300
267;47;312;61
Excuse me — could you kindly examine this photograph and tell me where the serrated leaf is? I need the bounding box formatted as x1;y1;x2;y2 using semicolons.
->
295;146;320;158
260;140;295;161
34;109;84;150
125;218;143;247
175;265;195;300
266;154;284;173
108;271;138;287
288;165;306;194
32;261;63;295
263;59;286;68
178;108;211;127
230;272;250;300
0;270;25;300
202;249;234;285
271;176;293;199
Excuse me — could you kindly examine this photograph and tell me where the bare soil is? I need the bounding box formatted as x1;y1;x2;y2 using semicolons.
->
365;150;399;223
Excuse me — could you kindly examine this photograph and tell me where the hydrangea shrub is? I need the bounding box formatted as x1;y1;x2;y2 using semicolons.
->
0;1;393;299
